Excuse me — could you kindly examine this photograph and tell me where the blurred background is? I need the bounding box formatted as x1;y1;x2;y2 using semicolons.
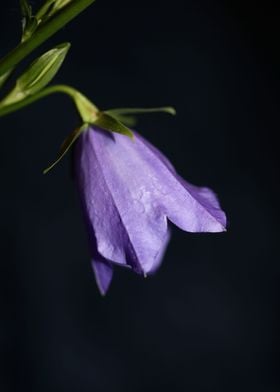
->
0;0;279;391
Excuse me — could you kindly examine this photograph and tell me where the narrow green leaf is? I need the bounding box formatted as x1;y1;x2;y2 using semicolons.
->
44;123;88;174
1;43;70;105
105;106;176;116
94;113;134;138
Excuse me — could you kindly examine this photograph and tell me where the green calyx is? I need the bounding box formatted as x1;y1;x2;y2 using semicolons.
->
44;105;176;174
0;40;175;173
43;110;133;174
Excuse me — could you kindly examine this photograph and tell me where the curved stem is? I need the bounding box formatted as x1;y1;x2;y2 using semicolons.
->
0;84;98;121
0;0;95;77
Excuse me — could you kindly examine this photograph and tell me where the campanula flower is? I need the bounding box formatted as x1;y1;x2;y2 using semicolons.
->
74;127;226;294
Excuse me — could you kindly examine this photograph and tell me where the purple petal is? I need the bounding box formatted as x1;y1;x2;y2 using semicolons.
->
81;213;114;295
75;131;144;274
75;127;226;282
75;128;170;275
135;131;226;230
148;227;171;274
134;133;227;232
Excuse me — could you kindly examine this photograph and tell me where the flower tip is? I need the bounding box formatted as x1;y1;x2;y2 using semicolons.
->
218;220;227;233
91;259;113;296
43;167;50;175
43;164;55;175
95;277;110;296
58;42;71;51
99;288;107;297
165;106;176;116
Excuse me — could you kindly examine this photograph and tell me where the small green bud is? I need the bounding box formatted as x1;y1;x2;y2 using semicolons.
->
52;0;72;12
1;43;70;105
20;0;39;42
36;0;72;22
20;0;32;19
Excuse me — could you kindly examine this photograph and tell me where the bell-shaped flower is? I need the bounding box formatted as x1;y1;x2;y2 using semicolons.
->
74;126;226;295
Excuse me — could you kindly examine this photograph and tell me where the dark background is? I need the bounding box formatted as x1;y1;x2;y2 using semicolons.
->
0;0;279;391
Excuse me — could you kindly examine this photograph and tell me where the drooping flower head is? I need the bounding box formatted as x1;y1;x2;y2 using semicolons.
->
74;126;226;294
0;0;226;295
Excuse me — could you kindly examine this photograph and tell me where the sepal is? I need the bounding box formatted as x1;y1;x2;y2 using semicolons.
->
107;112;137;128
104;106;176;128
94;113;134;139
44;123;88;174
105;106;176;117
44;111;134;174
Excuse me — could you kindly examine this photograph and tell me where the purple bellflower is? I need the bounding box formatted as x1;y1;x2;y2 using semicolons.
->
74;126;226;295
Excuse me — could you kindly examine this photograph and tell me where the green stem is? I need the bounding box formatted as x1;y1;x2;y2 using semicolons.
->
0;0;95;77
0;84;99;122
